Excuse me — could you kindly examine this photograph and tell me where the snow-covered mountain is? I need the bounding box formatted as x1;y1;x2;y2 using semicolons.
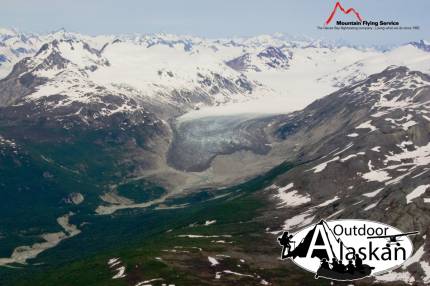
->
318;44;430;89
0;36;260;121
226;46;291;72
410;40;430;52
0;28;42;79
1;27;430;117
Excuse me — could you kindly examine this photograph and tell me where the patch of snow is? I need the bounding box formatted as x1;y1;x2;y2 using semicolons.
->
311;156;340;173
135;278;164;286
340;152;365;162
208;256;220;266
376;271;415;284
222;270;254;277
212;240;232;244
371;146;381;152
362;169;391;183
402;120;417;130
356;120;377;132
412;168;430;179
108;258;121;268
112;266;126;279
326;209;344;219
420;260;430;283
278;183;294;192
406;185;429;204
362;188;384;198
283;211;315;230
316;196;340;207
385;142;430;168
362;160;391;183
363;202;379;211
332;142;354;156
108;258;120;265
273;184;311;207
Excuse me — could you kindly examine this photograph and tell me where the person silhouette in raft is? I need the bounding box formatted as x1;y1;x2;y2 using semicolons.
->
320;258;330;270
338;260;347;273
355;254;363;270
331;258;339;271
347;260;356;274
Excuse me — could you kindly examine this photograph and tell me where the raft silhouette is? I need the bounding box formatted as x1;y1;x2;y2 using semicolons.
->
315;259;374;280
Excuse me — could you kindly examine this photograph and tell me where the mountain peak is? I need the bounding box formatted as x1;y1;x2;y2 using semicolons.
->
0;27;17;37
409;40;430;52
371;65;430;83
226;46;290;72
257;46;290;69
51;27;67;34
32;38;108;76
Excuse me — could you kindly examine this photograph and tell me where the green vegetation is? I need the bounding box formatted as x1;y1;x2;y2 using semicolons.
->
0;161;316;286
0;117;326;286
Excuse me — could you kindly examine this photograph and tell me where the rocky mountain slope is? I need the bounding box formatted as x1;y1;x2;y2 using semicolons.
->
1;27;430;285
260;66;430;284
5;65;426;286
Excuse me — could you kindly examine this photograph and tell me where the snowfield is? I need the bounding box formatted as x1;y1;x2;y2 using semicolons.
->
2;28;430;119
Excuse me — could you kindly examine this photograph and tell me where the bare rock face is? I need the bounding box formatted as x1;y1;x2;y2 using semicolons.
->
410;40;430;52
256;46;290;69
226;46;290;72
0;58;48;106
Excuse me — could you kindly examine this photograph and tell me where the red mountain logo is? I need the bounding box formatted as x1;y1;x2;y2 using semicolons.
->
325;2;363;25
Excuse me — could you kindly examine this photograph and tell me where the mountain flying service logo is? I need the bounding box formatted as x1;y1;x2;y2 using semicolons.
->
325;1;363;25
322;1;402;28
278;219;418;281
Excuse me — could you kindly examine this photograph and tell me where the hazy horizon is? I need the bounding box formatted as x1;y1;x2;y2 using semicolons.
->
0;0;428;46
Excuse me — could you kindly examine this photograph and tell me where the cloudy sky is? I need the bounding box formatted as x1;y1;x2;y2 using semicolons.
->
0;0;428;45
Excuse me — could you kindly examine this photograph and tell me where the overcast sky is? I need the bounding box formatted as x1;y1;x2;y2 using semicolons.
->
0;0;428;45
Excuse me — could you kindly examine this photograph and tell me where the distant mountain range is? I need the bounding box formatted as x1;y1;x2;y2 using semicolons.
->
1;28;430;285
